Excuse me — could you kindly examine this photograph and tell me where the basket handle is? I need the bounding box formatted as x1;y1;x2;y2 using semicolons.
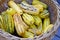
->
52;0;60;25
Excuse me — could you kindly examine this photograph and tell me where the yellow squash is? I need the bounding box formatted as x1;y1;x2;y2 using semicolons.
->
6;8;16;16
2;13;14;34
43;17;50;32
22;13;35;25
39;10;49;18
19;2;40;15
32;0;48;9
13;13;29;36
33;16;42;26
8;1;23;15
22;31;34;38
44;24;53;33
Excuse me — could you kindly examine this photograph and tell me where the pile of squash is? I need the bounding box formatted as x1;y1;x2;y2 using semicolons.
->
0;0;53;38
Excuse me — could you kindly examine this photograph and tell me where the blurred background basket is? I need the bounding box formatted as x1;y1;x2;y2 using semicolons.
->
0;0;60;40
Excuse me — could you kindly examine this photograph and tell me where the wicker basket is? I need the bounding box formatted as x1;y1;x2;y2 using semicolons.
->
0;0;60;40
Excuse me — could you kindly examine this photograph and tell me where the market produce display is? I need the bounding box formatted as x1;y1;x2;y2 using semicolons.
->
0;0;54;38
